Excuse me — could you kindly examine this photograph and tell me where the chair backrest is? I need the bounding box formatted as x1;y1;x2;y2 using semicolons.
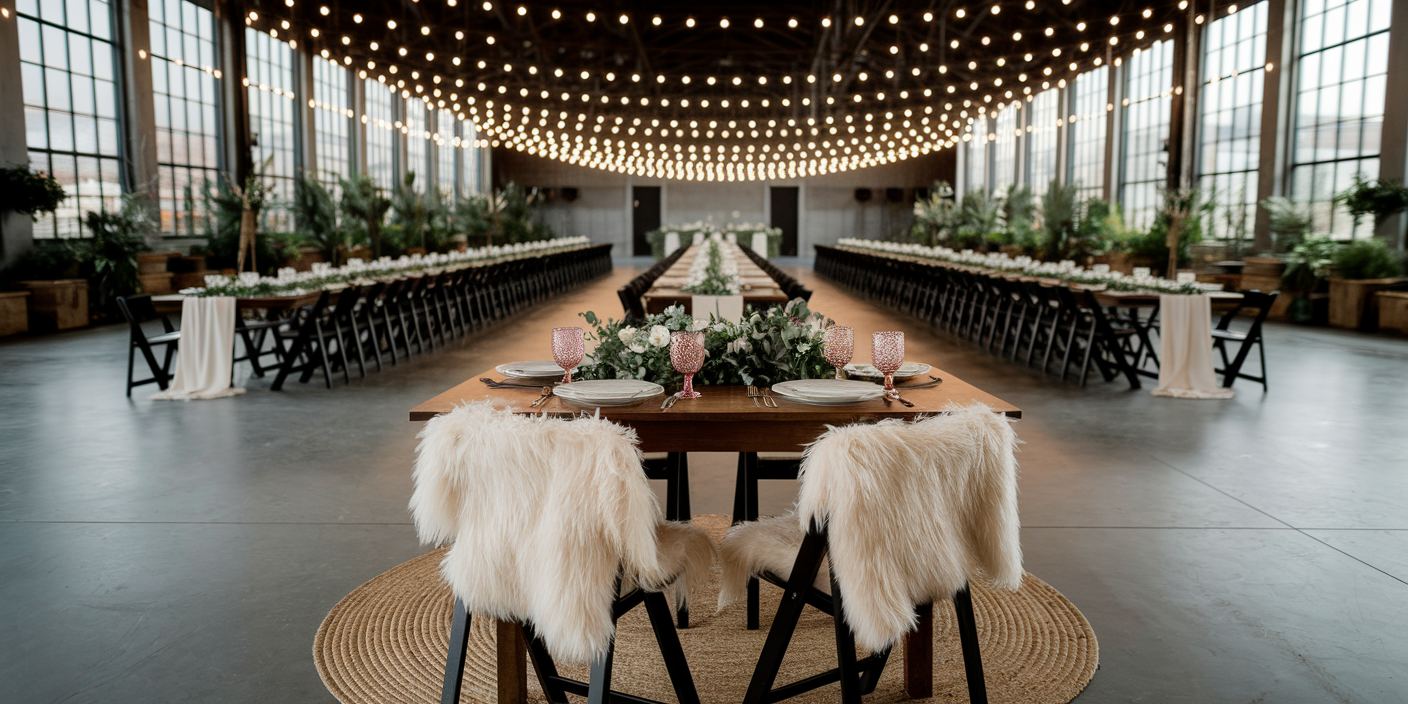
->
790;404;1022;652
1216;289;1280;331
410;402;705;663
117;295;175;337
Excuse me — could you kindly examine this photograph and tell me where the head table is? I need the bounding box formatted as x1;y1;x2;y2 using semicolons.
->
410;367;1020;702
641;243;790;316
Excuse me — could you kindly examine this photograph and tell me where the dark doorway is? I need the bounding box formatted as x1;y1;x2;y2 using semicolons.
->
770;187;799;256
632;186;661;256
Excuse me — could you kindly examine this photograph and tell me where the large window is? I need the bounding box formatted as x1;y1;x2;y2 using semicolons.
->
1068;67;1109;201
992;104;1018;193
405;99;428;193
1199;2;1269;244
1290;0;1391;238
460;120;482;196
965;114;989;195
245;29;296;230
149;0;219;238
313;57;350;192
435;109;456;195
1120;40;1175;229
1027;89;1059;194
18;0;122;238
364;79;398;191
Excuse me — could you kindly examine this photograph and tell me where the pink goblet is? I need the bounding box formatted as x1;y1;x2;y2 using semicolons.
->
871;331;905;395
551;327;584;383
823;326;854;380
670;331;706;399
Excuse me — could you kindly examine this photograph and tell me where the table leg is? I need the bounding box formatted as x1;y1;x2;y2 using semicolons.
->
497;619;528;704
903;604;933;699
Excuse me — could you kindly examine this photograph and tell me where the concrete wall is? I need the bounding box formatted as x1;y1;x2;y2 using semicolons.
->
494;147;956;257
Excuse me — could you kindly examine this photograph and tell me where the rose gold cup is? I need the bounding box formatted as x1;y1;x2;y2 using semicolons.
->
871;331;905;395
670;331;706;399
823;326;854;380
551;327;584;383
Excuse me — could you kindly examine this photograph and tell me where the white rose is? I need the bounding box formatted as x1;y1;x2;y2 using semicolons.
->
617;326;637;342
691;318;710;331
648;325;671;347
628;343;647;354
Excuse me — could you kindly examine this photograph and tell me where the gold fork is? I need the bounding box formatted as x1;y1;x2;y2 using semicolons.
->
746;385;763;407
760;387;779;408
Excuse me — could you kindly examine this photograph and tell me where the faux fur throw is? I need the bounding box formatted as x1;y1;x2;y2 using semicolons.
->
719;404;1022;653
410;402;715;663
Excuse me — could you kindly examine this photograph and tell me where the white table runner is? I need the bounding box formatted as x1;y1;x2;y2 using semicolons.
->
151;296;246;401
1152;294;1234;399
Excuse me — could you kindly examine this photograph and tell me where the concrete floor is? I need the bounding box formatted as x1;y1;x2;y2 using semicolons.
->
2;262;1406;703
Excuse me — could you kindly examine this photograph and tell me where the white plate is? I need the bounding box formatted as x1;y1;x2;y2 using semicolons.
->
496;360;567;378
771;379;884;405
553;379;665;406
843;362;933;380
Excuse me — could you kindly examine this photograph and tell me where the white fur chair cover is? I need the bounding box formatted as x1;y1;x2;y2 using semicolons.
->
410;402;715;663
719;404;1022;653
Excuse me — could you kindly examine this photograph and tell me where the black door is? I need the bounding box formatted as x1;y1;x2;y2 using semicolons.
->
632;186;661;256
770;187;799;256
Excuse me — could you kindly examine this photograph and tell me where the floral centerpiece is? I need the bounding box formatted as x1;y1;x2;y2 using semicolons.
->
646;222;783;258
679;238;741;295
578;299;834;386
837;238;1219;295
187;236;591;297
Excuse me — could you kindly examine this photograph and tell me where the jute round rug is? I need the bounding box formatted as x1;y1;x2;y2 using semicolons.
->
315;515;1097;703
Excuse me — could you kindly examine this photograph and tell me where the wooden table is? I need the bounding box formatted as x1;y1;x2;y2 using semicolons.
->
642;243;791;315
412;368;1019;701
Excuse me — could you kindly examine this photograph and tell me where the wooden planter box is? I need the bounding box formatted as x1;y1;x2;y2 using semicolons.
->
1376;291;1408;334
0;291;30;336
139;272;176;295
138;252;180;274
1328;277;1408;331
1092;252;1133;275
284;247;326;272
172;271;210;290
11;279;88;331
1242;256;1286;279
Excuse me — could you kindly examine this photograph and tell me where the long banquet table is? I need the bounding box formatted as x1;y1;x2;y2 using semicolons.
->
641;243;791;314
411;367;1020;701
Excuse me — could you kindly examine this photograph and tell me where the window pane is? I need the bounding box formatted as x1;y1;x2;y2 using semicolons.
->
313;56;350;195
1290;0;1389;238
1068;66;1108;201
1120;40;1175;230
1197;1;1268;245
246;27;297;233
364;78;399;192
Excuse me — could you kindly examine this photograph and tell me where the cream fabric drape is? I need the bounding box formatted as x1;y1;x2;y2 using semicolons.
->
152;296;246;401
1152;294;1234;399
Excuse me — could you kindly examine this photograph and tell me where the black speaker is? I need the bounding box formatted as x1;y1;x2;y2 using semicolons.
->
561;187;580;202
854;188;872;202
886;188;904;203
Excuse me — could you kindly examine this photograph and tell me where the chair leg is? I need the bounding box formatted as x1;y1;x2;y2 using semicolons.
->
741;528;829;704
440;598;473;704
521;624;569;704
903;604;934;698
953;586;989;704
733;452;761;630
644;592;702;704
585;638;615;704
830;568;862;704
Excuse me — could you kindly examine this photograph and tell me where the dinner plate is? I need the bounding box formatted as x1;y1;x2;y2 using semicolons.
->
842;362;933;380
553;379;665;406
496;360;567;378
771;379;884;405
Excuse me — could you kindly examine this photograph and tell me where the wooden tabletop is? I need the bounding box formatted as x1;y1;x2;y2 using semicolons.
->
410;368;1020;452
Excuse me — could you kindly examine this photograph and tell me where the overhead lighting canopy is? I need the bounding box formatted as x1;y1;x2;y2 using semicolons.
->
243;0;1189;180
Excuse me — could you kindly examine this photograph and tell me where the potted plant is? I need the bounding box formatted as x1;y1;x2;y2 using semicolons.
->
1334;173;1408;238
0;164;80;331
77;194;154;319
1280;236;1338;324
1327;238;1406;330
339;174;391;259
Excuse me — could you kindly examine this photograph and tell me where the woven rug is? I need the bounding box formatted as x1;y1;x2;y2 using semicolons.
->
315;515;1098;703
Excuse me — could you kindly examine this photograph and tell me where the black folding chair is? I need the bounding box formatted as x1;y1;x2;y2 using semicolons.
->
740;521;988;704
642;451;692;627
1213;290;1279;391
732;452;803;631
117;295;180;397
